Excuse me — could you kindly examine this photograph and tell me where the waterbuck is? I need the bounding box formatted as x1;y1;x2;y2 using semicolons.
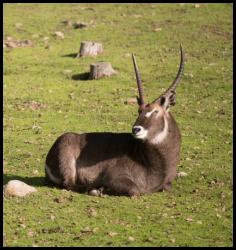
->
45;45;184;197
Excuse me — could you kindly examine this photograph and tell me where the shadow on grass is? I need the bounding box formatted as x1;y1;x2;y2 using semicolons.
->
3;174;89;194
3;174;46;187
61;53;78;58
72;72;90;81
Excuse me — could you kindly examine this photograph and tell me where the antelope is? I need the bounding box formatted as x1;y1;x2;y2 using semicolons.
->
45;45;184;197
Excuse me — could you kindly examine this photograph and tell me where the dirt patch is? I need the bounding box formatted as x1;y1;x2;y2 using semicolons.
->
15;100;47;111
201;24;232;40
4;37;33;48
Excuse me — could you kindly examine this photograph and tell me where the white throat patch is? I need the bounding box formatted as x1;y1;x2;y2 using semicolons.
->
150;117;169;144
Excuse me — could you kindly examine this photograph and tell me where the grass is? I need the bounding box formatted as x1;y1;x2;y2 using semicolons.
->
3;3;233;247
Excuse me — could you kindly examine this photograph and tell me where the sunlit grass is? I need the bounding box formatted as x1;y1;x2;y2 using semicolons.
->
3;3;233;247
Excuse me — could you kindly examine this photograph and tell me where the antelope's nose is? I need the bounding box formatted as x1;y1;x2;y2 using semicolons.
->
132;126;142;135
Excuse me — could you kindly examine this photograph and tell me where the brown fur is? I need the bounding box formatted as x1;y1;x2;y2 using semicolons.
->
45;108;181;196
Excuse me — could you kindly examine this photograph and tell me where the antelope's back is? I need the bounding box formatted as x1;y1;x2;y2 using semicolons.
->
75;132;137;166
45;132;137;167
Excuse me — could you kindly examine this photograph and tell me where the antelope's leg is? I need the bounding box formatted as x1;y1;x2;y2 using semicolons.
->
163;182;172;191
59;156;77;190
105;177;140;197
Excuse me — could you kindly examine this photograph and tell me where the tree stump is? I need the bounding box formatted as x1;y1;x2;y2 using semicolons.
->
77;41;103;58
89;62;117;80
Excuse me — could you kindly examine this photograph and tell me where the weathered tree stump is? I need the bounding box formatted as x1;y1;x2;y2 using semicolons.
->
89;62;117;80
77;41;103;58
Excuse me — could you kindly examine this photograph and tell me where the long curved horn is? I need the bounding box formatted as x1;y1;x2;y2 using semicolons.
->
154;44;184;104
132;53;145;106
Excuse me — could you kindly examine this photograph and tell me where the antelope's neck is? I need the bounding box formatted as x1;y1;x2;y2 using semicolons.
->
140;141;167;168
137;128;180;169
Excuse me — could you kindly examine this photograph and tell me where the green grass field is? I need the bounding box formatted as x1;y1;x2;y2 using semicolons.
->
3;3;233;247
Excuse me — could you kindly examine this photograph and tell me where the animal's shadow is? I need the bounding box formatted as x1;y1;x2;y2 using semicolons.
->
3;174;89;194
3;174;46;188
3;174;104;195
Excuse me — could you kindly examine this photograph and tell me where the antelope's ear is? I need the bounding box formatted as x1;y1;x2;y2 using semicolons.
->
158;91;176;110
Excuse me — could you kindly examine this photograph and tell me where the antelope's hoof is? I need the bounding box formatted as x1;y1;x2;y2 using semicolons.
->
129;190;140;198
88;189;100;196
88;187;104;197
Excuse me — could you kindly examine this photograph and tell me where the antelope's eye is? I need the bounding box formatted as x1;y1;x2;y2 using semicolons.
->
154;110;159;114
